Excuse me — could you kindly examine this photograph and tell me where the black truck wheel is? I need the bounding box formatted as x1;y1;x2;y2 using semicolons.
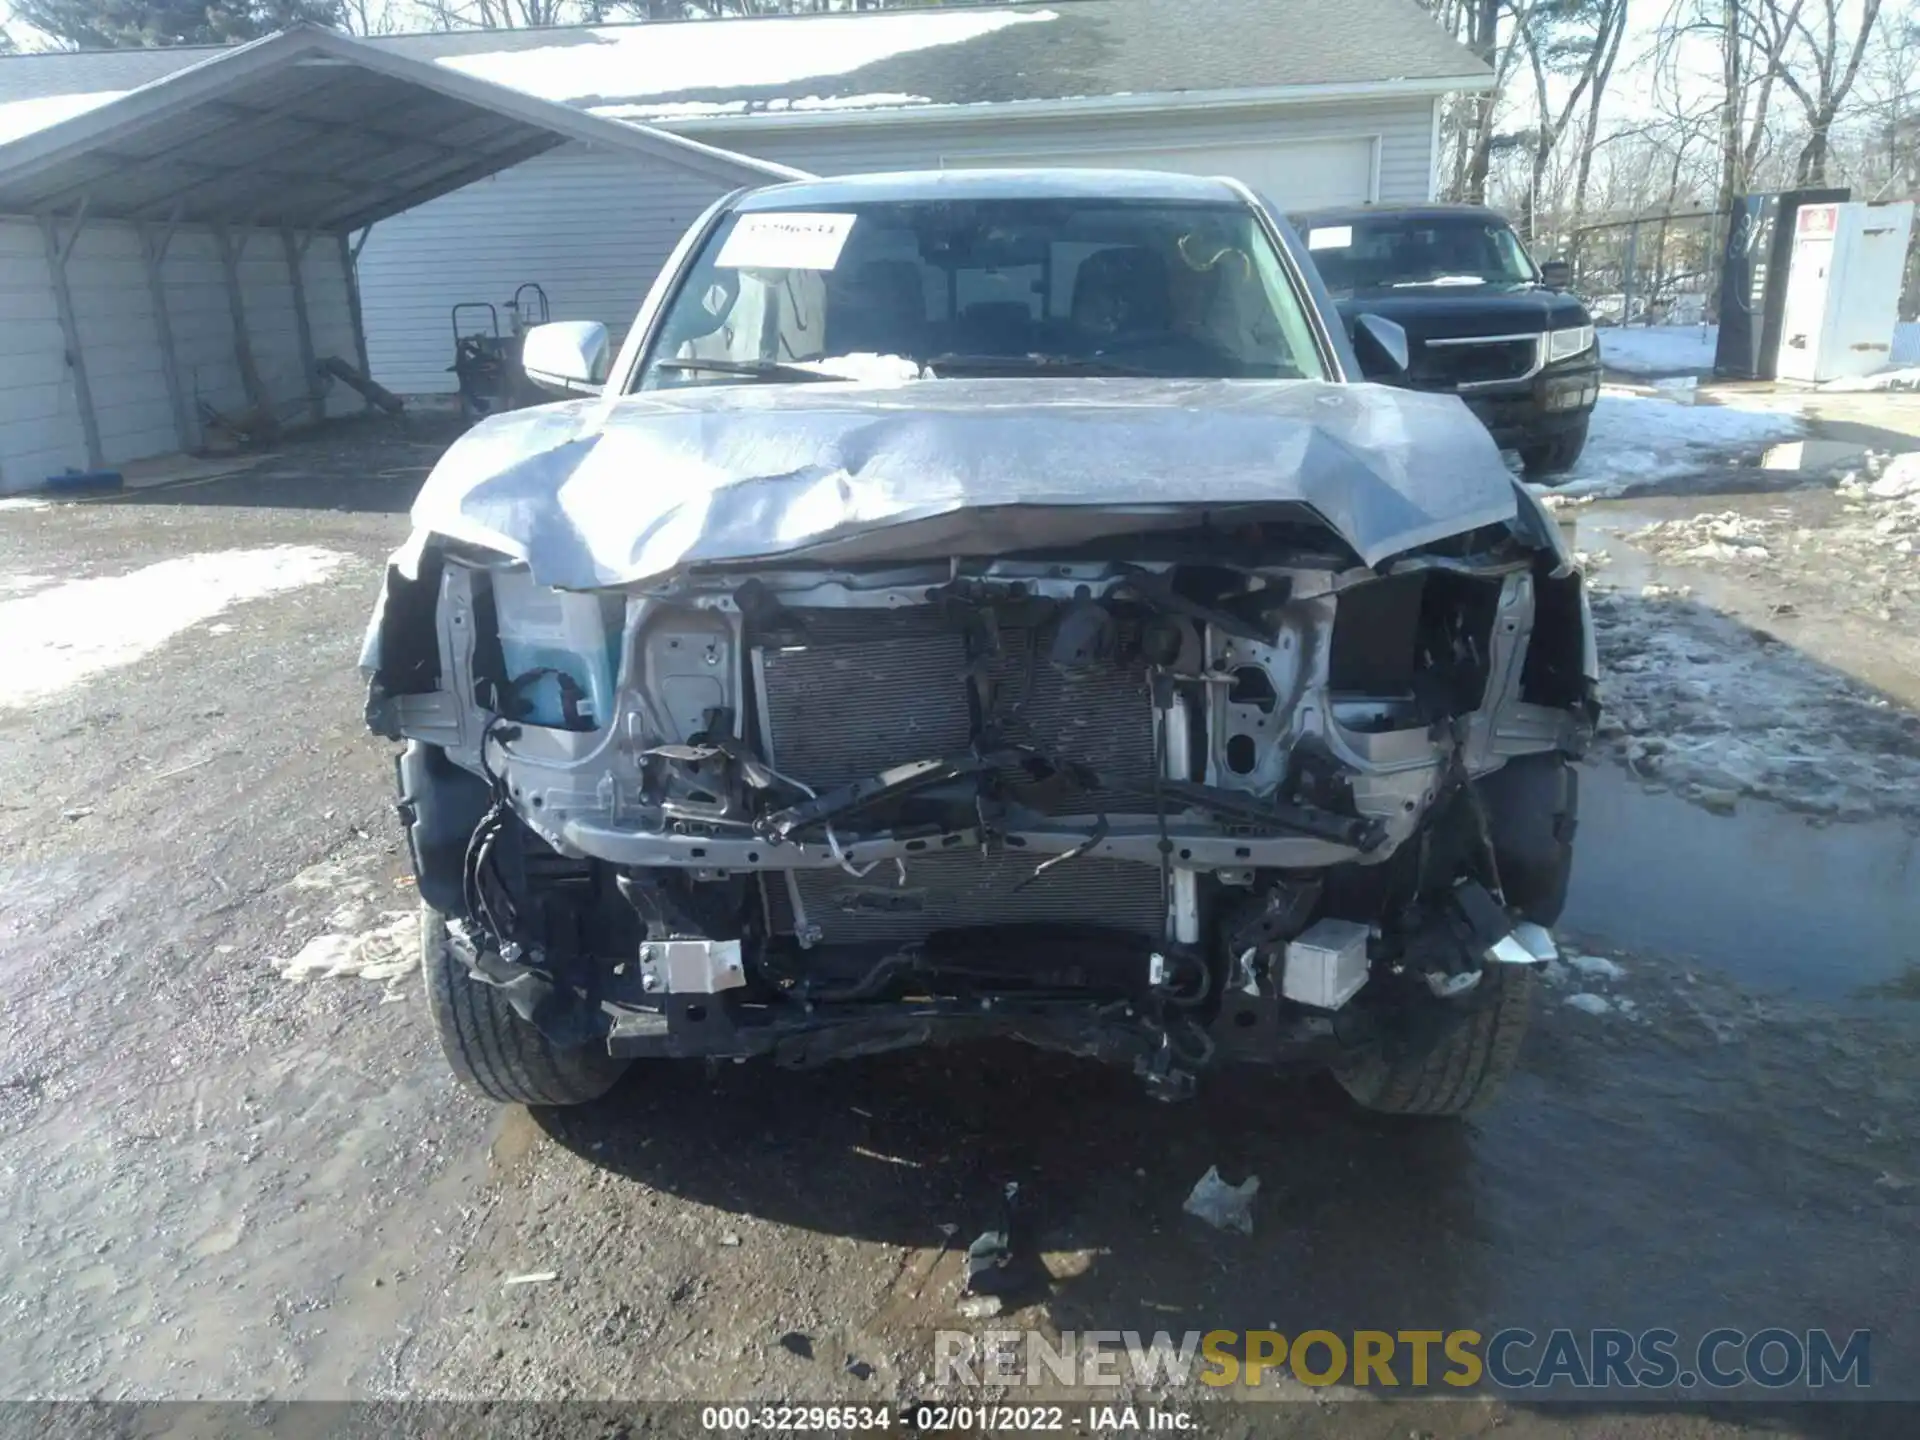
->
421;907;627;1106
1519;416;1590;479
1334;966;1534;1116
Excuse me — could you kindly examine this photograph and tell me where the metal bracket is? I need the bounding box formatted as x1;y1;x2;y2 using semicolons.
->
638;938;746;995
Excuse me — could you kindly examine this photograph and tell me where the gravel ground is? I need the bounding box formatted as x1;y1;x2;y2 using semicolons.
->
0;418;1915;1436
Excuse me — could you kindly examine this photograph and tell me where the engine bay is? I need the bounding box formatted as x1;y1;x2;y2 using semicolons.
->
367;518;1595;1094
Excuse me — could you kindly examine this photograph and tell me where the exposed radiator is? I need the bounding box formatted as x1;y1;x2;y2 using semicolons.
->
754;607;1167;947
755;609;1158;802
767;850;1167;948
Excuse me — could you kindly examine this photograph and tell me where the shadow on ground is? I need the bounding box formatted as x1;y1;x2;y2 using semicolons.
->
78;413;464;517
536;1043;1497;1332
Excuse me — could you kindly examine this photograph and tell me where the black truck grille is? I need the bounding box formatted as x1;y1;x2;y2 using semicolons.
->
1409;334;1540;389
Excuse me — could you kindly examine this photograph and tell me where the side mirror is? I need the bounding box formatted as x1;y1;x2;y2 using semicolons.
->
1539;259;1572;292
521;320;609;396
1350;313;1410;381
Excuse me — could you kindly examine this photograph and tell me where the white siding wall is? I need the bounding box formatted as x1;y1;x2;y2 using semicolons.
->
356;96;1438;394
0;217;356;490
357;145;731;394
0;218;79;490
744;98;1437;206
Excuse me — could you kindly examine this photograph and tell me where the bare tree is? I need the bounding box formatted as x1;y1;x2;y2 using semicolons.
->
340;0;401;33
1418;0;1541;200
1760;0;1885;184
1652;0;1804;214
1513;0;1631;239
1851;9;1920;196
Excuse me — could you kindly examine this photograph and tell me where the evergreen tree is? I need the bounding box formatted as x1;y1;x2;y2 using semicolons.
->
10;0;346;49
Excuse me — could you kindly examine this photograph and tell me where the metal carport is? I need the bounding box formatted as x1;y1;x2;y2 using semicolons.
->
0;25;800;487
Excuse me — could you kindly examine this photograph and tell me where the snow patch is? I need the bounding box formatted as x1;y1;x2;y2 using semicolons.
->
0;547;350;708
1566;953;1626;982
1600;324;1718;378
1545;390;1803;499
0;497;52;513
792;352;925;385
442;11;1055;107
1867;453;1920;500
0;90;128;145
1564;992;1613;1016
1820;366;1920;393
274;912;416;983
1603;320;1920;381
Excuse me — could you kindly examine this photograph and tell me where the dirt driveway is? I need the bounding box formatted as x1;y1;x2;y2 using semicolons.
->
0;417;1914;1436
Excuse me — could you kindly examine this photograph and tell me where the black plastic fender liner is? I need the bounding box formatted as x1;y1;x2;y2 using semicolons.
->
394;741;493;919
1477;754;1579;926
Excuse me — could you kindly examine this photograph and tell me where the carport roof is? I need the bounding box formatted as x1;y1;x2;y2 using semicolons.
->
0;25;800;234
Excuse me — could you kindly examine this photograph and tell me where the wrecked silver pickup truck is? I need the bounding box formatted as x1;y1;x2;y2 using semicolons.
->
363;170;1597;1111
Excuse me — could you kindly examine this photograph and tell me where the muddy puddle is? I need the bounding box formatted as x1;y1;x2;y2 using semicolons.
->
1563;764;1920;1001
1553;477;1920;1000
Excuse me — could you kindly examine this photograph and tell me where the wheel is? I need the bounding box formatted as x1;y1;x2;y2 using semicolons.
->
420;906;627;1106
1478;755;1579;927
1333;965;1534;1116
1519;415;1590;479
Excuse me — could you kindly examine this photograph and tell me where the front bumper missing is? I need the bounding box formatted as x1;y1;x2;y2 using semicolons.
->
559;817;1381;872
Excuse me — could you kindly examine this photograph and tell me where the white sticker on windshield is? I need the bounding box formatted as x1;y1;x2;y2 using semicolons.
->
715;212;857;271
1307;225;1353;251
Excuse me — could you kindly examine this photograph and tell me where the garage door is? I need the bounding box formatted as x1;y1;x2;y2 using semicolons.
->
940;135;1378;211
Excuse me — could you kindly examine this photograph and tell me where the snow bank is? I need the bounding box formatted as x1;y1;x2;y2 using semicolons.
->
1605;320;1920;380
0;547;351;708
1546;389;1803;499
1600;325;1719;377
1820;366;1920;393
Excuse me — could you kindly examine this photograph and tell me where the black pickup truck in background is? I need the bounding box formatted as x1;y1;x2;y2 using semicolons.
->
1290;203;1600;478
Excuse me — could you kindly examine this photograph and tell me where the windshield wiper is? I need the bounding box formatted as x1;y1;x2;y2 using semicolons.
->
654;358;848;383
923;352;1158;378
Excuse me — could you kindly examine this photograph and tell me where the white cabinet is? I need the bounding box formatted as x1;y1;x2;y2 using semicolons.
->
1775;200;1915;383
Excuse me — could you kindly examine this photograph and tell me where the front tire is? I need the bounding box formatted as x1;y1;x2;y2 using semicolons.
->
1334;966;1534;1116
421;907;627;1106
1519;415;1590;479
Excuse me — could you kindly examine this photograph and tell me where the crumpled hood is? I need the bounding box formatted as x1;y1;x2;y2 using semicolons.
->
402;377;1521;588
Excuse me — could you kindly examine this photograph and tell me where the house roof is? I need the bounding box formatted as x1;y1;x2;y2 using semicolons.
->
0;27;796;232
1;0;1490;134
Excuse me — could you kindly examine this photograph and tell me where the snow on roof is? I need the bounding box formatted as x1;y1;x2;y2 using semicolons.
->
439;10;1054;109
0;90;127;145
0;0;1492;147
595;94;932;121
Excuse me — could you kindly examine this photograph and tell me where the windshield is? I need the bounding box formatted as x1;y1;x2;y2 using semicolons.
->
1301;215;1539;296
635;196;1330;390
